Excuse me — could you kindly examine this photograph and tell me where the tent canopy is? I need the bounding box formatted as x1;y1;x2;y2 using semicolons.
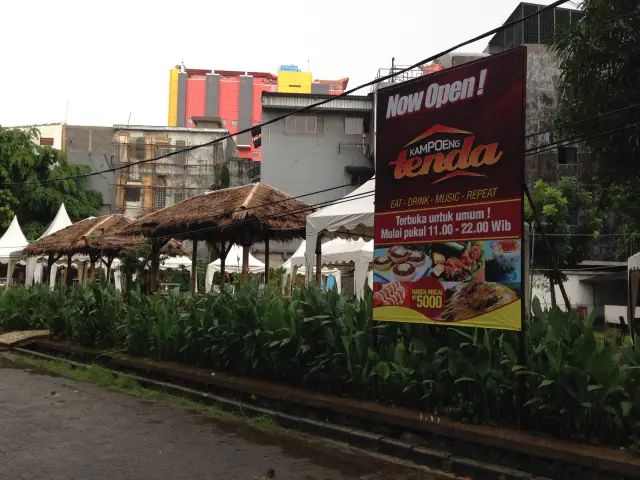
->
627;252;640;346
306;177;375;246
39;203;72;239
160;255;192;270
209;244;265;274
205;245;265;292
305;177;374;290
290;237;373;299
0;216;29;263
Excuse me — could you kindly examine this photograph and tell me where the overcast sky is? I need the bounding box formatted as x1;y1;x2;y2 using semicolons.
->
0;0;575;127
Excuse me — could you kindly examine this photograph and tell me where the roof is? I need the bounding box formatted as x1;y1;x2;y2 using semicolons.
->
23;215;131;256
0;216;29;261
113;125;228;134
24;214;188;257
39;203;72;239
262;91;369;100
124;182;311;243
262;92;372;112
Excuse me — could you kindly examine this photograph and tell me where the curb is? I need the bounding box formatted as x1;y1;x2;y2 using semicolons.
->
8;347;545;480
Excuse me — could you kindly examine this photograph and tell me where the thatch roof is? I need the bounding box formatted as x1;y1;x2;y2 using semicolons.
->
89;235;189;257
123;182;311;243
23;215;131;256
23;215;188;257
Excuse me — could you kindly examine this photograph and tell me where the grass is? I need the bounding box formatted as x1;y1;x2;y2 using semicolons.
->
4;353;285;432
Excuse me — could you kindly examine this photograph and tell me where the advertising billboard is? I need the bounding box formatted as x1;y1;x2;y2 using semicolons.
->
373;47;526;331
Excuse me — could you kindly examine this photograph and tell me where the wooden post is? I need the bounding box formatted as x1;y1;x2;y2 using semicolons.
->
264;233;270;286
66;255;73;288
191;241;198;292
315;235;322;286
242;244;250;285
105;256;114;282
150;241;161;293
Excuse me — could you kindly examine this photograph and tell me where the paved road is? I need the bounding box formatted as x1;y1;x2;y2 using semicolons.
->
0;363;429;480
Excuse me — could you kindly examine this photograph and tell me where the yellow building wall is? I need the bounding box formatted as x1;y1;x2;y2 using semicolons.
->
277;71;312;93
168;68;180;126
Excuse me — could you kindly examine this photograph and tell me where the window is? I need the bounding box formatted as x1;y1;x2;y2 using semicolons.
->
285;115;317;133
173;192;183;204
125;187;141;203
345;117;364;135
231;120;238;126
174;140;186;165
135;142;146;160
252;151;259;158
558;146;578;165
154;188;166;209
39;137;54;146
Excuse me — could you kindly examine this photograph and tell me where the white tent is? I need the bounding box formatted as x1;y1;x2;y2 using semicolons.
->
39;203;72;239
205;245;265;292
26;203;75;286
305;177;374;282
0;216;29;286
160;255;192;270
626;252;640;345
287;238;373;299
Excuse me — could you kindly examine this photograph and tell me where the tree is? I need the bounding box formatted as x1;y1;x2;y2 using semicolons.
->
553;0;640;258
525;178;600;306
0;126;102;239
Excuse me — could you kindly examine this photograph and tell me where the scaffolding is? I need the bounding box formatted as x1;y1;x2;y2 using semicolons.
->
114;132;228;218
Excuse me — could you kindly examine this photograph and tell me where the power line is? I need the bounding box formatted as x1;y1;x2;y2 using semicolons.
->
525;119;640;156
0;0;571;188
525;103;640;139
10;117;637;252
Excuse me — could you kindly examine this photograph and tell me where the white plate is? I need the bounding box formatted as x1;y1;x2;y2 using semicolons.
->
374;256;432;283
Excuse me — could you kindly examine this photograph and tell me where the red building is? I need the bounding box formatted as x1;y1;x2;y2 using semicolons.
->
168;66;348;161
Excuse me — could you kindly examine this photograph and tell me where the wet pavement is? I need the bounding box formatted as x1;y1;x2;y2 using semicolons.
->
0;359;434;480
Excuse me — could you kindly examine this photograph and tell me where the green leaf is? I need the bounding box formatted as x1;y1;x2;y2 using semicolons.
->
454;376;476;384
587;384;603;392
621;401;634;417
540;379;555;387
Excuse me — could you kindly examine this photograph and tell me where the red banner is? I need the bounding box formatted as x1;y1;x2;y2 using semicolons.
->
373;48;526;331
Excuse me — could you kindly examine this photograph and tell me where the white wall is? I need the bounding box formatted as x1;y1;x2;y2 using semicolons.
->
531;273;595;313
6;123;64;149
32;124;64;149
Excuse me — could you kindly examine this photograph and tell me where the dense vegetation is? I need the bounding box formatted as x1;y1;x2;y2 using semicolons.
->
0;126;102;239
553;0;640;259
1;282;638;451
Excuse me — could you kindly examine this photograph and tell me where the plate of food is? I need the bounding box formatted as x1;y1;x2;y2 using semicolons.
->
430;242;484;282
374;246;432;283
436;282;520;322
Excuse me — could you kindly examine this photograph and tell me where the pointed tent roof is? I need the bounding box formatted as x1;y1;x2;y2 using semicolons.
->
39;203;73;239
0;216;29;261
208;244;265;273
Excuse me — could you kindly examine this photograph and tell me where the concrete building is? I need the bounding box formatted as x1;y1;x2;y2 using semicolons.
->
260;92;373;206
484;2;584;54
167;64;349;162
8;123;117;215
113;118;256;219
253;91;373;265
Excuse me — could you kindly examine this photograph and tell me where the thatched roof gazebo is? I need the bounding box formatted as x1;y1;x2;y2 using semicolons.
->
124;182;311;292
23;215;187;287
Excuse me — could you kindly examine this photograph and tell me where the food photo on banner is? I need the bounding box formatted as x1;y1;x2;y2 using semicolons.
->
373;47;526;331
